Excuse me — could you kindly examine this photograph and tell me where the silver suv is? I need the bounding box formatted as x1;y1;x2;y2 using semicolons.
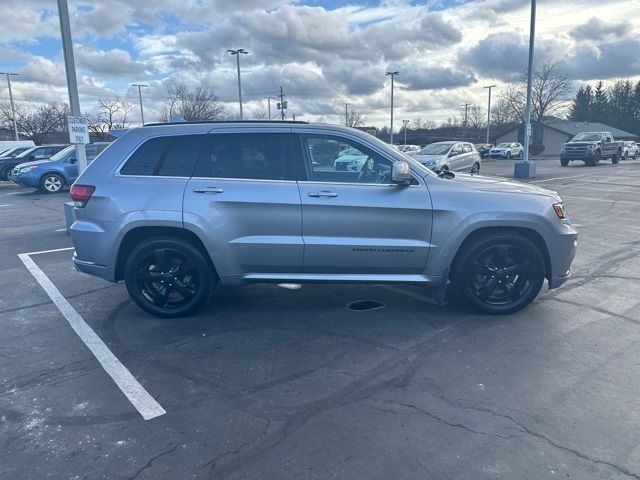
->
69;121;577;317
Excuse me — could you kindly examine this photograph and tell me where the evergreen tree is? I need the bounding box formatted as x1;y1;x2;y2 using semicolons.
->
569;85;592;121
592;81;608;122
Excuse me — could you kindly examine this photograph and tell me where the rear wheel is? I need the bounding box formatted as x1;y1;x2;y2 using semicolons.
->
470;162;480;174
124;237;214;318
40;174;64;193
452;232;545;314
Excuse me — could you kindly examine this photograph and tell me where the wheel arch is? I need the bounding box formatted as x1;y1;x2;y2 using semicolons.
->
114;226;216;281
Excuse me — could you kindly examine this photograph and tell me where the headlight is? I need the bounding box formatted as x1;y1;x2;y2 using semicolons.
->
586;145;594;151
553;202;567;220
19;166;38;173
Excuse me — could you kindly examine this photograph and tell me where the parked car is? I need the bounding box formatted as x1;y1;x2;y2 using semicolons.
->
474;143;493;158
621;141;639;160
560;132;622;166
413;141;481;173
397;145;421;155
0;140;35;155
0;146;32;159
69;121;576;318
333;147;369;171
12;143;110;193
0;144;67;180
489;143;523;159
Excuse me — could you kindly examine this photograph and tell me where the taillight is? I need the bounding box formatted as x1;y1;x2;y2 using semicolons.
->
69;184;95;205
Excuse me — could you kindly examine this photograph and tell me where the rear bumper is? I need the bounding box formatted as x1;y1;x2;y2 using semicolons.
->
73;253;116;282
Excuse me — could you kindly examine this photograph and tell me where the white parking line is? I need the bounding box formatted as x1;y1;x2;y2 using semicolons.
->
530;175;585;183
18;248;166;421
0;203;13;207
54;228;67;232
2;191;22;195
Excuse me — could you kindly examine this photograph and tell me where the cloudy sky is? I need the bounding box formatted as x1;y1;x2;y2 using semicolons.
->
0;0;639;127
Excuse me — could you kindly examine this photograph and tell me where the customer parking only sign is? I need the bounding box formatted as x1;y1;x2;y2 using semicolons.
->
68;116;89;144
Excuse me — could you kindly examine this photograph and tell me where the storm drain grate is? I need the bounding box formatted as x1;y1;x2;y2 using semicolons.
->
346;300;385;311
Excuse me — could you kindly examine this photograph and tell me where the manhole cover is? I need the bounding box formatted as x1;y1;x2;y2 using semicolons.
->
346;300;385;311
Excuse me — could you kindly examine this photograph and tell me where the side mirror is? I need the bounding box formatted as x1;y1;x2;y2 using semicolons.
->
392;160;411;185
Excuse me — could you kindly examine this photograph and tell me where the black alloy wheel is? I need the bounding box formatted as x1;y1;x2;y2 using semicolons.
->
453;232;545;314
124;237;214;318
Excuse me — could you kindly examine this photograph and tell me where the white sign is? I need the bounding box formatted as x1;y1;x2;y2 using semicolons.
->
526;123;532;137
68;116;89;144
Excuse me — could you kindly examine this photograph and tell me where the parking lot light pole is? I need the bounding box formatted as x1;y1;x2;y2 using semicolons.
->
386;71;399;144
0;72;19;140
514;0;537;178
484;85;496;144
264;97;273;120
56;0;87;173
227;49;249;119
403;119;409;145
131;83;148;125
344;103;350;126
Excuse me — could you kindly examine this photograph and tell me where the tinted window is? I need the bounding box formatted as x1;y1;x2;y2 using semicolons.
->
300;134;413;185
195;133;292;180
121;135;205;176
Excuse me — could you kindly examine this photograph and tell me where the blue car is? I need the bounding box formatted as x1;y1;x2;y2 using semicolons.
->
13;142;110;193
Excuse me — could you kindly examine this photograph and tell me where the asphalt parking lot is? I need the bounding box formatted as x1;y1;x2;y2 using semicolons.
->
2;157;640;480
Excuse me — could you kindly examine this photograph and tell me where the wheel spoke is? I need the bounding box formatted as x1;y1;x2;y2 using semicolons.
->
476;277;497;300
496;245;509;267
504;260;530;276
504;282;522;301
174;260;195;277
137;268;162;284
150;285;169;306
173;279;196;300
154;249;168;271
471;261;493;276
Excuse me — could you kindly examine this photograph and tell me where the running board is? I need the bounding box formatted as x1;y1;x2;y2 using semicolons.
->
241;273;442;284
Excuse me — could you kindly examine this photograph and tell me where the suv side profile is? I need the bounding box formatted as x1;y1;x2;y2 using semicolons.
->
70;122;577;318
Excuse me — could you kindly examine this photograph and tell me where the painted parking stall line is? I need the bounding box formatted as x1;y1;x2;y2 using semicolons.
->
18;248;166;421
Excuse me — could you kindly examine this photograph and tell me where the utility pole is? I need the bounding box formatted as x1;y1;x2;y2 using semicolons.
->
344;103;350;126
461;103;470;138
227;49;249;119
403;119;409;145
56;0;87;173
484;85;497;144
278;86;287;121
264;97;273;120
385;71;399;145
131;83;148;125
0;72;19;140
515;0;537;178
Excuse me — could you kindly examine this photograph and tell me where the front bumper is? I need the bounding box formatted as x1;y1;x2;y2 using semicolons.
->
489;151;507;158
547;230;578;289
560;150;594;161
13;172;41;188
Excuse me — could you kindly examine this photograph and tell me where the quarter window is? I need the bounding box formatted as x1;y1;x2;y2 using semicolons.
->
194;133;292;180
120;135;205;176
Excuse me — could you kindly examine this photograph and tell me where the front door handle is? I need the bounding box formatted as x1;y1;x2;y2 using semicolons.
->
193;186;224;194
308;191;338;198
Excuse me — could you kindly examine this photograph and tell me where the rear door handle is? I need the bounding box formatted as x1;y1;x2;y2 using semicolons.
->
193;186;224;194
308;191;338;198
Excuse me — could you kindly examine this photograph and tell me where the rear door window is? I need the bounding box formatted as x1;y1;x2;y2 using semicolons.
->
120;135;205;176
462;144;472;153
194;133;293;180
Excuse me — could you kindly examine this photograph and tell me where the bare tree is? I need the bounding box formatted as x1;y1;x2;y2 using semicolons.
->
410;118;436;130
0;101;69;144
252;104;269;120
468;104;485;130
490;98;515;126
346;110;365;127
88;97;131;138
500;60;572;140
161;82;226;122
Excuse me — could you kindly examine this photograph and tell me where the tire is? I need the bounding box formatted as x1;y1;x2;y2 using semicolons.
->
560;157;569;166
470;162;480;174
506;151;512;159
2;168;12;181
124;237;215;318
587;150;601;166
612;150;620;164
452;231;545;315
519;150;524;159
40;173;65;193
622;151;628;160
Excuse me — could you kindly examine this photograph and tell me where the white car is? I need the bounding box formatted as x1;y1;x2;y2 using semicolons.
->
333;147;369;171
621;141;639;160
413;141;481;173
489;142;524;159
396;144;422;156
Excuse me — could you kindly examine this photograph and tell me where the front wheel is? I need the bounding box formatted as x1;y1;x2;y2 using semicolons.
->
40;173;65;193
1;168;12;181
612;150;620;164
452;232;545;314
506;151;512;159
560;157;569;166
124;237;214;318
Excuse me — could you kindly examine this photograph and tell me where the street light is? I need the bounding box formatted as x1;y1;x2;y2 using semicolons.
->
0;72;19;140
344;102;350;126
403;119;409;145
484;85;497;144
514;0;537;178
227;49;249;119
131;83;148;125
385;71;399;145
263;97;273;120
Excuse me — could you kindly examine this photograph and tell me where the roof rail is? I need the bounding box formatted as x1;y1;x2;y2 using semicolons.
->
143;120;310;127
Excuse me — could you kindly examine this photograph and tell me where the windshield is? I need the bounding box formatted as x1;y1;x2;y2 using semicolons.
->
49;145;74;161
420;143;453;155
572;133;601;141
496;143;511;148
16;147;38;157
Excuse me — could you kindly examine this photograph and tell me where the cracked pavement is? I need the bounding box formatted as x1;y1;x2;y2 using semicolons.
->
1;159;640;479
